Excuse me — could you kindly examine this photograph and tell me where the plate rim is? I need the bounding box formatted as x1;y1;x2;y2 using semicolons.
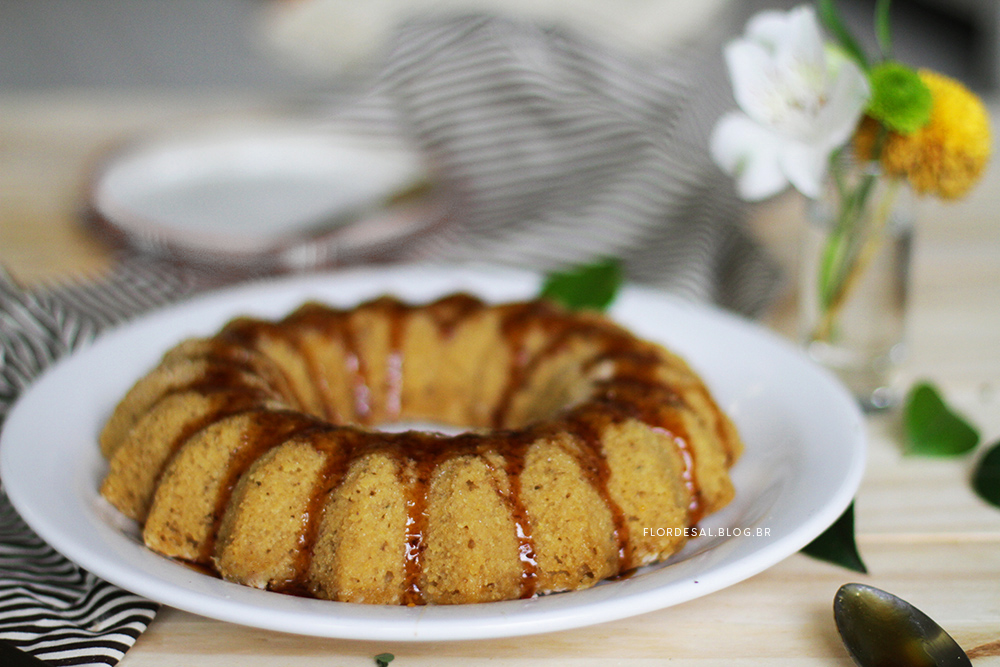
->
0;263;866;641
82;121;447;270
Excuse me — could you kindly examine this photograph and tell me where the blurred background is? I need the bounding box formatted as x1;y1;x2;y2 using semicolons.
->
1;0;996;299
1;0;994;92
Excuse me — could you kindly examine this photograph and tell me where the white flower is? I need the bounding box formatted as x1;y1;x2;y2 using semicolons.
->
709;5;869;201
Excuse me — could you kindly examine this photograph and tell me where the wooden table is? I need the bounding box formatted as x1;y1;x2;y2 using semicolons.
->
2;91;1000;666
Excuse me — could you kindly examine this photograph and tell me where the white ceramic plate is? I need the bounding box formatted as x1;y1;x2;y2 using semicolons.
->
0;264;865;641
86;121;444;269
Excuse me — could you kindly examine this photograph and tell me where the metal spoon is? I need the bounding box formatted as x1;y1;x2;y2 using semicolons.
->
834;583;972;667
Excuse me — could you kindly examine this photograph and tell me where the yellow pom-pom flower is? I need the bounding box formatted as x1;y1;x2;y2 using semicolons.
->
854;69;992;199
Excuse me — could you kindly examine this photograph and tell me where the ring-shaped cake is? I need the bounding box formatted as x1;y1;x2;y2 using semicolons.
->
99;294;742;605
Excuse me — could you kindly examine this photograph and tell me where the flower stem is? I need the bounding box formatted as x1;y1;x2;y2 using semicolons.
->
811;170;901;342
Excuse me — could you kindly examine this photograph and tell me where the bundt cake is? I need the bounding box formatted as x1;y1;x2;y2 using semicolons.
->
99;293;742;605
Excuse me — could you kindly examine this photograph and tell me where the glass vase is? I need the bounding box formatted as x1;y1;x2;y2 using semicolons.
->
799;156;914;411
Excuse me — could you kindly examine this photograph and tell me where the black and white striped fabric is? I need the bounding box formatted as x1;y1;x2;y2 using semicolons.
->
0;13;780;665
332;13;779;316
0;260;209;666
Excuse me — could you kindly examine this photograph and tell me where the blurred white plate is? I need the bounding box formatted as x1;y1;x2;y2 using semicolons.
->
87;122;444;269
0;264;865;641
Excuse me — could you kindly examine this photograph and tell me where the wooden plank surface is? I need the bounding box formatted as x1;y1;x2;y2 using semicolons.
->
2;91;999;666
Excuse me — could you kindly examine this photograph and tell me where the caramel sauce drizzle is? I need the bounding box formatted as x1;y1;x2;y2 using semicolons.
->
397;434;438;606
696;384;741;466
144;380;277;518
426;293;486;337
490;300;558;428
273;426;354;598
382;298;407;422
201;411;321;563
560;408;633;571
218;319;310;412
488;431;539;598
285;311;338;423
152;293;722;602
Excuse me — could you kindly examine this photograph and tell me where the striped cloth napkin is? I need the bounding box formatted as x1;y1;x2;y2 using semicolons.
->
0;259;209;665
311;13;780;317
0;13;779;665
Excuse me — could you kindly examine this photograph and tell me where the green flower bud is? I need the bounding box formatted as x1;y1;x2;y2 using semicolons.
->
866;61;933;134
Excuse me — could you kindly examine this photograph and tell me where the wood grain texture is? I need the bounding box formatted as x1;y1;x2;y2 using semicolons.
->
2;91;999;666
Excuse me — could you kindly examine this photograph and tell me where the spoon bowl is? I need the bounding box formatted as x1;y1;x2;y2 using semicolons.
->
834;583;971;667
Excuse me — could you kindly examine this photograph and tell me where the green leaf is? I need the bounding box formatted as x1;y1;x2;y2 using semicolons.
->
539;258;623;312
904;382;980;456
374;653;395;667
867;62;932;134
972;440;1000;508
817;0;870;71
801;501;868;573
874;0;893;59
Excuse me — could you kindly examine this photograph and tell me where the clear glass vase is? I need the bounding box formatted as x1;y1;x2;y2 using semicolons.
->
799;156;914;411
